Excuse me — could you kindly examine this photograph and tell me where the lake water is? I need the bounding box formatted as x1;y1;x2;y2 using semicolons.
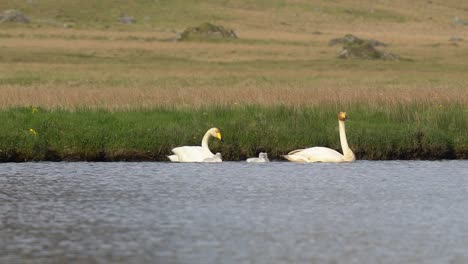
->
1;161;468;264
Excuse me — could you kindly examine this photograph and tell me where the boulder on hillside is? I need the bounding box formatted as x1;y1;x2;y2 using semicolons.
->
178;22;237;41
449;36;464;42
0;9;30;24
337;41;399;60
329;34;399;60
329;34;387;47
119;13;135;24
453;16;468;25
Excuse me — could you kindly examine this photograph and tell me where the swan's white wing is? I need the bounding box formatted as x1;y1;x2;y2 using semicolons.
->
171;146;212;162
282;154;309;162
294;147;344;162
167;155;179;162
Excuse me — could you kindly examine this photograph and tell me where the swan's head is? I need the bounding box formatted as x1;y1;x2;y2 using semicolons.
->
338;112;348;121
209;127;223;142
259;152;268;159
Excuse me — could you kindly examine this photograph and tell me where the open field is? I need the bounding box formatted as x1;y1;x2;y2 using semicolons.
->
1;0;468;108
0;0;467;160
0;29;467;109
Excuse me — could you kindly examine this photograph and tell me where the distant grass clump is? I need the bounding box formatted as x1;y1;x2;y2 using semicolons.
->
337;8;406;22
338;41;400;60
178;22;238;41
329;34;400;60
0;104;465;162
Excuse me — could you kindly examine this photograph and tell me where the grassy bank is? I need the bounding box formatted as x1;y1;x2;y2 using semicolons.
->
0;105;466;162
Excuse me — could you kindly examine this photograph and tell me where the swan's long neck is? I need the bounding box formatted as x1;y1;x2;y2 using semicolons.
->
201;131;214;155
339;120;355;162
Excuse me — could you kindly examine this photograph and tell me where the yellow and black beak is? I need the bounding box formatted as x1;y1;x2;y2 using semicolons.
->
216;132;224;142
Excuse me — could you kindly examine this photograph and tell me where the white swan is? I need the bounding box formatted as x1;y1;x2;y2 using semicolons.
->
283;112;356;163
246;152;269;163
168;127;223;162
203;152;222;162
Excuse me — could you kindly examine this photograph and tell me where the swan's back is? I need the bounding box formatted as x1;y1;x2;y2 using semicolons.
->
286;147;344;162
172;146;212;162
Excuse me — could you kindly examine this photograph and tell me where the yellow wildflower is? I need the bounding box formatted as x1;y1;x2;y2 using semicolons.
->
29;128;37;136
31;107;38;114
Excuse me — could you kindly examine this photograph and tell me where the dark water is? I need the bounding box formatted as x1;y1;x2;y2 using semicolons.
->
1;161;468;264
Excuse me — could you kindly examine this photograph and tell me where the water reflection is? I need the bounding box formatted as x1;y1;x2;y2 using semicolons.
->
1;161;468;264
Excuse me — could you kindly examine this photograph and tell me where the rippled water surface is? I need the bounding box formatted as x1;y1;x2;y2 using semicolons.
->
1;161;468;264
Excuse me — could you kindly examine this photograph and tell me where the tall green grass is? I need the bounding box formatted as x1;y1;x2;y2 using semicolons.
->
0;104;465;161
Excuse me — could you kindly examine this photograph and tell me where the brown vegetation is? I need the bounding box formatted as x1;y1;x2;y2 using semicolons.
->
0;0;467;109
0;83;464;109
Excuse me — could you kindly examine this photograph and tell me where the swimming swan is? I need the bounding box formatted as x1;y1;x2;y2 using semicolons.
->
246;152;269;163
203;152;222;162
168;127;223;162
283;112;355;163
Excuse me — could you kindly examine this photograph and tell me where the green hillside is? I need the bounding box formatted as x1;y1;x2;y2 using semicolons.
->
1;0;466;30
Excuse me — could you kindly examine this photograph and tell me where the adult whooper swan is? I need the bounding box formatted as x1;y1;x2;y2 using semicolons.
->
168;127;223;162
283;112;356;163
246;152;269;163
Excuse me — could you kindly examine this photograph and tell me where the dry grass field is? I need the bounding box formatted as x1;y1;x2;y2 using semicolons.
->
0;0;467;109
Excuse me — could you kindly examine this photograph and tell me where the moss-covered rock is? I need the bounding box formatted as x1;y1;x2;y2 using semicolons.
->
178;22;237;41
338;42;399;60
119;13;135;24
0;9;30;24
329;34;387;47
331;34;399;60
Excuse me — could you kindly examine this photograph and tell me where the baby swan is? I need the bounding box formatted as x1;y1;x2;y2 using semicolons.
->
202;152;222;162
246;152;269;163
